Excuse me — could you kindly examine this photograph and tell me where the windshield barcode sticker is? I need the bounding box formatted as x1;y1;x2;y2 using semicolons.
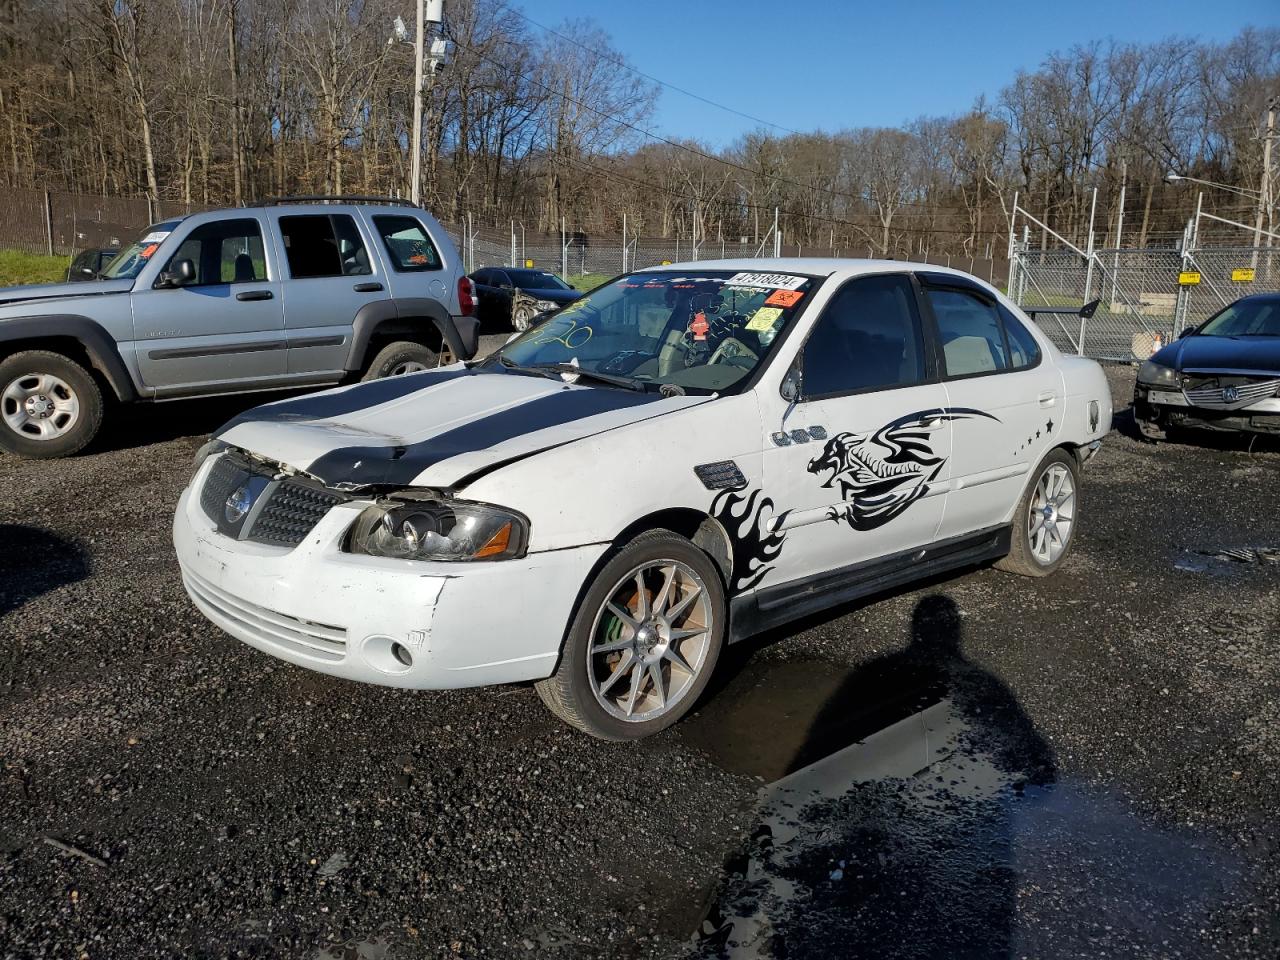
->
726;272;807;290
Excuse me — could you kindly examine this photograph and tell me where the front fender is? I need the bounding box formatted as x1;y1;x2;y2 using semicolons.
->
0;314;139;400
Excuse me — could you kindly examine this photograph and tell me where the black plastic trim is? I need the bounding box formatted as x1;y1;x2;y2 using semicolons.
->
0;313;138;401
728;524;1011;643
148;339;287;361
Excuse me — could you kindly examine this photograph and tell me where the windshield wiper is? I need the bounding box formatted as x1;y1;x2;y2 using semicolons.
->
531;363;647;392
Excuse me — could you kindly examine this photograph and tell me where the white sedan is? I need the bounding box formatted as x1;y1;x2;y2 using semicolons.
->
173;259;1111;739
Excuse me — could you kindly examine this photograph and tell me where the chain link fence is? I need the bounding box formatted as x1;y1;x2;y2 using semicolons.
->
1011;240;1280;360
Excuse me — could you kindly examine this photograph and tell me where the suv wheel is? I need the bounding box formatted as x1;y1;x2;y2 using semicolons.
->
996;447;1080;577
0;350;104;459
536;530;726;739
361;341;438;381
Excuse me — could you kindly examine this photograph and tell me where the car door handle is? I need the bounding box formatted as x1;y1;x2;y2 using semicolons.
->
1038;392;1058;407
235;290;273;302
353;282;384;293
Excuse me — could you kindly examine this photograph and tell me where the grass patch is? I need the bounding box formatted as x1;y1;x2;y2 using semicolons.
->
0;250;69;287
567;272;612;292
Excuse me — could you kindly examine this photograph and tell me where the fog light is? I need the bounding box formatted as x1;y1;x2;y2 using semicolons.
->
361;634;414;674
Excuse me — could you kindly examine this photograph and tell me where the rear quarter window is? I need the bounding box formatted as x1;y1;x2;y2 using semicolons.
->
373;215;442;272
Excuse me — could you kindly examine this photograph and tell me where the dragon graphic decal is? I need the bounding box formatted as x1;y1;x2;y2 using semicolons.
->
710;488;791;594
807;408;998;531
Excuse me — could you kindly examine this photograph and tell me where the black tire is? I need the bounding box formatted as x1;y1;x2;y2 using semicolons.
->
360;341;438;381
536;530;727;740
996;447;1081;578
0;350;104;459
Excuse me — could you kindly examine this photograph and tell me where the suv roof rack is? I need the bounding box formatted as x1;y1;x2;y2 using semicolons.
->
255;195;419;208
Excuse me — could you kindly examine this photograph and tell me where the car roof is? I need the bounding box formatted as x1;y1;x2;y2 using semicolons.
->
634;257;986;283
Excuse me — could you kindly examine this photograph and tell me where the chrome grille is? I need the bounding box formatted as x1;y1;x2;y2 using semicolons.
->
199;453;347;547
248;479;346;546
1183;377;1280;410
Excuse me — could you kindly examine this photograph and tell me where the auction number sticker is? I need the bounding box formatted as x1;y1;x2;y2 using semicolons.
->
141;231;170;244
726;272;807;290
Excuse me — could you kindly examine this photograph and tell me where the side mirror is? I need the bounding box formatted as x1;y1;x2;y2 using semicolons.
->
157;258;195;288
780;357;803;403
78;267;96;277
1177;327;1194;340
569;284;577;290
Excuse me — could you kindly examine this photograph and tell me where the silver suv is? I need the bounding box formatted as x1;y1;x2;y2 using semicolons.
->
0;197;478;458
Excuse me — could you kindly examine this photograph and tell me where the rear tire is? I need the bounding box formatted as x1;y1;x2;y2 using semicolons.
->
536;530;726;740
360;341;438;381
996;447;1080;578
0;350;103;459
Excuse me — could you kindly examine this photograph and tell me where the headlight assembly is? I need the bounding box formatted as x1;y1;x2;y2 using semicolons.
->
348;496;528;561
1137;361;1179;388
534;300;560;313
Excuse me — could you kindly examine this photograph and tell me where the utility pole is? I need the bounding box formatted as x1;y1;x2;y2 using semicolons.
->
406;0;446;207
1252;95;1276;266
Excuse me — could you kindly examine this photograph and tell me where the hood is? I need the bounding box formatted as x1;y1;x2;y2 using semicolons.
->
521;288;580;303
216;366;709;489
1158;334;1280;374
0;278;135;308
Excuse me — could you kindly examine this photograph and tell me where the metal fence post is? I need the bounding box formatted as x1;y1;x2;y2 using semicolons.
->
43;190;54;255
560;216;567;278
510;220;516;267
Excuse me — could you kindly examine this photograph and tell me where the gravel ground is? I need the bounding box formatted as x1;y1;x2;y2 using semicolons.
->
1;362;1278;959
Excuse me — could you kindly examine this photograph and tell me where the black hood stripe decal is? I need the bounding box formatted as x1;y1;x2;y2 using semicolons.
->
217;368;478;434
303;387;661;486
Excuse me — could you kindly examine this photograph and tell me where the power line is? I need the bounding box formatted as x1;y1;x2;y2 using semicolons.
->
509;9;804;138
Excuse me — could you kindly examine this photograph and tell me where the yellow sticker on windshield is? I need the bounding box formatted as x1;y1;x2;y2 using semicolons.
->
745;306;783;332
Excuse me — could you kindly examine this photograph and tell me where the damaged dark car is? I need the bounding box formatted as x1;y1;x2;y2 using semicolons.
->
1134;293;1280;441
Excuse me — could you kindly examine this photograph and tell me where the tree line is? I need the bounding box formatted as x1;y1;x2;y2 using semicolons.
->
1;0;1276;256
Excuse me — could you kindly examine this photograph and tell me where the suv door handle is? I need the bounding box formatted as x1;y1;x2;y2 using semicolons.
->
353;282;384;293
235;290;273;302
1038;391;1058;407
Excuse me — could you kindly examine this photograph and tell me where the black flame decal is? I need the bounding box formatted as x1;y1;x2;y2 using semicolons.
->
807;407;998;531
710;488;791;594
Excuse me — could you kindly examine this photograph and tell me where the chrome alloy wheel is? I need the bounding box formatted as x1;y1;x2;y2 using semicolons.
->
388;360;429;376
1028;462;1075;565
1;373;80;441
587;559;714;722
513;305;534;332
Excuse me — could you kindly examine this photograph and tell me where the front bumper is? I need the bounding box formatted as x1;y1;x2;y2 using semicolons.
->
173;461;608;690
1133;384;1280;437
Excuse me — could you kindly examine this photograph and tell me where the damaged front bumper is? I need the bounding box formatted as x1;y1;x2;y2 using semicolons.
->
1133;384;1280;439
172;460;607;690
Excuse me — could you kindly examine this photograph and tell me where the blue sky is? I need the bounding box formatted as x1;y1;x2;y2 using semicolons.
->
522;0;1279;146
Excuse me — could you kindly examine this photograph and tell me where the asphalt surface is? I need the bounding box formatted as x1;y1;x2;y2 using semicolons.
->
1;359;1278;959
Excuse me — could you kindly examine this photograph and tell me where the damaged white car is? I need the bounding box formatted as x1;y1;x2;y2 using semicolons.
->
173;260;1111;739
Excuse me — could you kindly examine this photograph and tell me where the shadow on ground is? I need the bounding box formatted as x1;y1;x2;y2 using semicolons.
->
0;524;91;618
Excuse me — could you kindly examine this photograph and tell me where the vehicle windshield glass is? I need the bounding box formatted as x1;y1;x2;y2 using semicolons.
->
1198;298;1280;337
99;220;183;279
491;269;816;393
506;269;568;289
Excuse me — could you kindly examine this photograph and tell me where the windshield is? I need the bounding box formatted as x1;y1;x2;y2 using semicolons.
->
491;269;816;393
507;269;569;289
1197;298;1280;337
99;220;183;280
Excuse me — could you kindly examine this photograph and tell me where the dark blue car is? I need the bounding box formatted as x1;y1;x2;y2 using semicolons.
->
1134;293;1280;439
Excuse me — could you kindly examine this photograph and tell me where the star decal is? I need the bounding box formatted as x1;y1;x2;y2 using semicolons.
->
1046;418;1054;432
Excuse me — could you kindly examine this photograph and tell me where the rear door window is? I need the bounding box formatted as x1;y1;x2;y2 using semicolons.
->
280;214;371;278
926;288;1010;377
372;215;442;272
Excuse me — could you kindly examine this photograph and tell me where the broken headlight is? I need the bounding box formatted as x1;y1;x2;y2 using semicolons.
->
191;438;229;481
348;497;528;561
1137;361;1178;388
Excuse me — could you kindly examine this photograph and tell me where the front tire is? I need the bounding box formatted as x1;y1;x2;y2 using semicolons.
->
996;447;1080;577
360;341;438;381
536;530;726;740
511;303;536;332
0;350;104;459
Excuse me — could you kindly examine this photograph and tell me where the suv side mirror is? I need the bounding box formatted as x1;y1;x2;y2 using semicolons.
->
157;258;195;288
780;357;803;402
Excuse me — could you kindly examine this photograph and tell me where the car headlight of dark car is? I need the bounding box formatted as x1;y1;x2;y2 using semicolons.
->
534;299;561;313
1137;360;1179;388
348;495;528;561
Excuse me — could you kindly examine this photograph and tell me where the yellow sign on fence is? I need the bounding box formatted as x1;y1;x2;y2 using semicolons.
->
1231;267;1256;282
1178;271;1201;285
524;259;535;269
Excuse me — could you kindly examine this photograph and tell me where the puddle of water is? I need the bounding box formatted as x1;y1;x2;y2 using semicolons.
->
1175;545;1280;573
690;691;1249;960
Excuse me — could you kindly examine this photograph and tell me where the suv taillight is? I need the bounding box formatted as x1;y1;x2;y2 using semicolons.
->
457;276;475;317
